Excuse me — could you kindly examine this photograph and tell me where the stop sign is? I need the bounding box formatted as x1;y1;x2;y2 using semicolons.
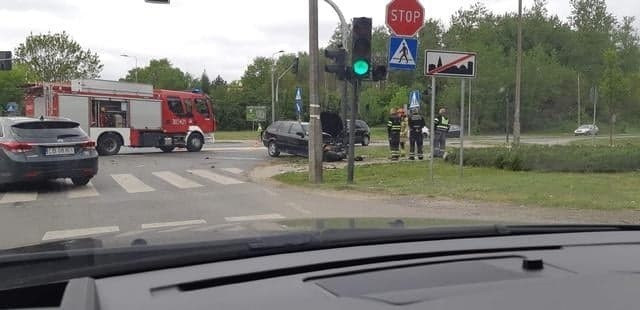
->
386;0;425;37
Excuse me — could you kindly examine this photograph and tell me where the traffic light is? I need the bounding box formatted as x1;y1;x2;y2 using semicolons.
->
371;65;387;81
324;47;347;80
351;17;372;79
0;51;11;71
291;57;299;74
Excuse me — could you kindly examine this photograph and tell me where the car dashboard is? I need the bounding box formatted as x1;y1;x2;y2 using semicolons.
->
4;231;640;310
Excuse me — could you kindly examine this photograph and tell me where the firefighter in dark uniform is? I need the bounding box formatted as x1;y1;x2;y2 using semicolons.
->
433;107;450;158
408;109;426;160
387;108;402;160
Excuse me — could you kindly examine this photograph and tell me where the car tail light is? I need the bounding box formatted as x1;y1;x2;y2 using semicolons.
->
0;141;33;153
80;141;96;150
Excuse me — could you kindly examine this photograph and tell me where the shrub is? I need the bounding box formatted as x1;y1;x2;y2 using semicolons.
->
445;145;640;173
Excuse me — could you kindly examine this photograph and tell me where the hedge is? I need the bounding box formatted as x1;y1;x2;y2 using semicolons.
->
444;145;640;172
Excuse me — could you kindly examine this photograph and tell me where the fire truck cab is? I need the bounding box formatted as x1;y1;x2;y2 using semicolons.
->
24;79;216;156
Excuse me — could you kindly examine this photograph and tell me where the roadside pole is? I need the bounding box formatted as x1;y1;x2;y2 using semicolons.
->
429;76;436;182
308;0;322;183
347;80;358;183
468;80;472;136
459;79;465;178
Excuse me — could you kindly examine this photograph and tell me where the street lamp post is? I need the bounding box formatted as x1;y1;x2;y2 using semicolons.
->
120;54;138;83
270;50;285;123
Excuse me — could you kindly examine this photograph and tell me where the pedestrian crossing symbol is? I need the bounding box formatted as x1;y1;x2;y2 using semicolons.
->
388;36;418;71
409;90;421;110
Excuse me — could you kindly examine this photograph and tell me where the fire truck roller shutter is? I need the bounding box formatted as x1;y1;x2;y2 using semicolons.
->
186;126;205;152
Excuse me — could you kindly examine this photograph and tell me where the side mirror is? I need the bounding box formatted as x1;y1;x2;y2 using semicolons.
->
296;131;305;138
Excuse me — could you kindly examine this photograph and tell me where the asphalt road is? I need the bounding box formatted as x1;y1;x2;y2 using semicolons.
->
0;142;439;249
1;133;637;250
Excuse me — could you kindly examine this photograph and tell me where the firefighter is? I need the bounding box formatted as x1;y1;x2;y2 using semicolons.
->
408;108;426;160
387;108;402;160
433;107;450;159
399;109;408;157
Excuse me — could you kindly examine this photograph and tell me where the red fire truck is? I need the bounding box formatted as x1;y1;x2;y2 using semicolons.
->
24;79;216;156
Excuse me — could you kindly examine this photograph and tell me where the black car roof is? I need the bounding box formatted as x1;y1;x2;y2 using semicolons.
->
1;116;75;124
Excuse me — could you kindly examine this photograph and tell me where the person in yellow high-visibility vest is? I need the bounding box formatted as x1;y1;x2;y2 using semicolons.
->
433;108;450;159
399;109;409;157
387;108;402;160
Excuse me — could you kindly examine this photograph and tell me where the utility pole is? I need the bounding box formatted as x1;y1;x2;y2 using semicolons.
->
513;0;522;146
577;73;581;126
270;50;284;123
308;0;322;183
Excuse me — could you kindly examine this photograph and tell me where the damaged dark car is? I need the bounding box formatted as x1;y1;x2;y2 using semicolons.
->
263;112;347;162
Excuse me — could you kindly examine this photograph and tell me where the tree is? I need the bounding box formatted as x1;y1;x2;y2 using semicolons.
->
200;71;210;94
121;58;191;90
15;31;102;82
0;64;27;111
600;48;630;146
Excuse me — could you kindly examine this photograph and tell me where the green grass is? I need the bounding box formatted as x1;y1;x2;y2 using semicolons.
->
274;161;640;210
369;126;388;142
215;130;261;141
568;136;640;146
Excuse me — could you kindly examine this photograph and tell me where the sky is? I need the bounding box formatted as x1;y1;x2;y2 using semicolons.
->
1;0;638;82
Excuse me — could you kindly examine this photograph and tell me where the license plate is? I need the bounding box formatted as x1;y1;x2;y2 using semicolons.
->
45;147;76;156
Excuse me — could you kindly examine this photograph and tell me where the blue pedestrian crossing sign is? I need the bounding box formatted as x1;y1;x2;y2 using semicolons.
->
294;87;303;115
5;102;17;113
408;90;421;110
388;36;418;71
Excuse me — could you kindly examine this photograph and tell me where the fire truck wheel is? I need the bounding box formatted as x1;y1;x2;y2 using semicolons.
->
97;133;122;156
186;133;204;152
159;146;175;153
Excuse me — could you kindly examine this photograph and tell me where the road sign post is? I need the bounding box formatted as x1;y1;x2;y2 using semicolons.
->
385;0;425;37
425;50;477;180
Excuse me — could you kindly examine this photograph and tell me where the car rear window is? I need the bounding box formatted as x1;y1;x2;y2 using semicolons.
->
11;121;86;139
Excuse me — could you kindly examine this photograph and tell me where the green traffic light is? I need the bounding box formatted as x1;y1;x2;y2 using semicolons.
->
352;59;370;76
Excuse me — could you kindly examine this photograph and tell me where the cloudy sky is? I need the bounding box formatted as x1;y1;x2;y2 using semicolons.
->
1;0;637;82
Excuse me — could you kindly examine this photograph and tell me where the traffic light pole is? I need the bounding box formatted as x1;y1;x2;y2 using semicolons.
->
347;79;359;184
308;0;323;183
274;58;300;112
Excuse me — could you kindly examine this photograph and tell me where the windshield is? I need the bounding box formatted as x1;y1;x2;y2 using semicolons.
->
0;0;639;285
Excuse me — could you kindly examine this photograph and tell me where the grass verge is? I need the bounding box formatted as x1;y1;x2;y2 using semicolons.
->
274;161;640;210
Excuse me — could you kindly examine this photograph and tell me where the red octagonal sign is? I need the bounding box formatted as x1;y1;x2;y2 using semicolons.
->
386;0;425;37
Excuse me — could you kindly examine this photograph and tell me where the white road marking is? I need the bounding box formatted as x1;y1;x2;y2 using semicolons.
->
111;174;155;193
191;223;237;232
188;169;245;185
67;181;99;198
42;226;120;241
225;213;285;222
152;171;203;189
211;156;262;161
202;147;265;151
158;226;197;233
141;219;207;229
0;192;38;204
221;168;243;174
287;202;312;215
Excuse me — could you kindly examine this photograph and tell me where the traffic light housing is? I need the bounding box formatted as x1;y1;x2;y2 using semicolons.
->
0;51;12;71
291;57;299;74
351;17;372;79
324;47;347;80
371;65;387;81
